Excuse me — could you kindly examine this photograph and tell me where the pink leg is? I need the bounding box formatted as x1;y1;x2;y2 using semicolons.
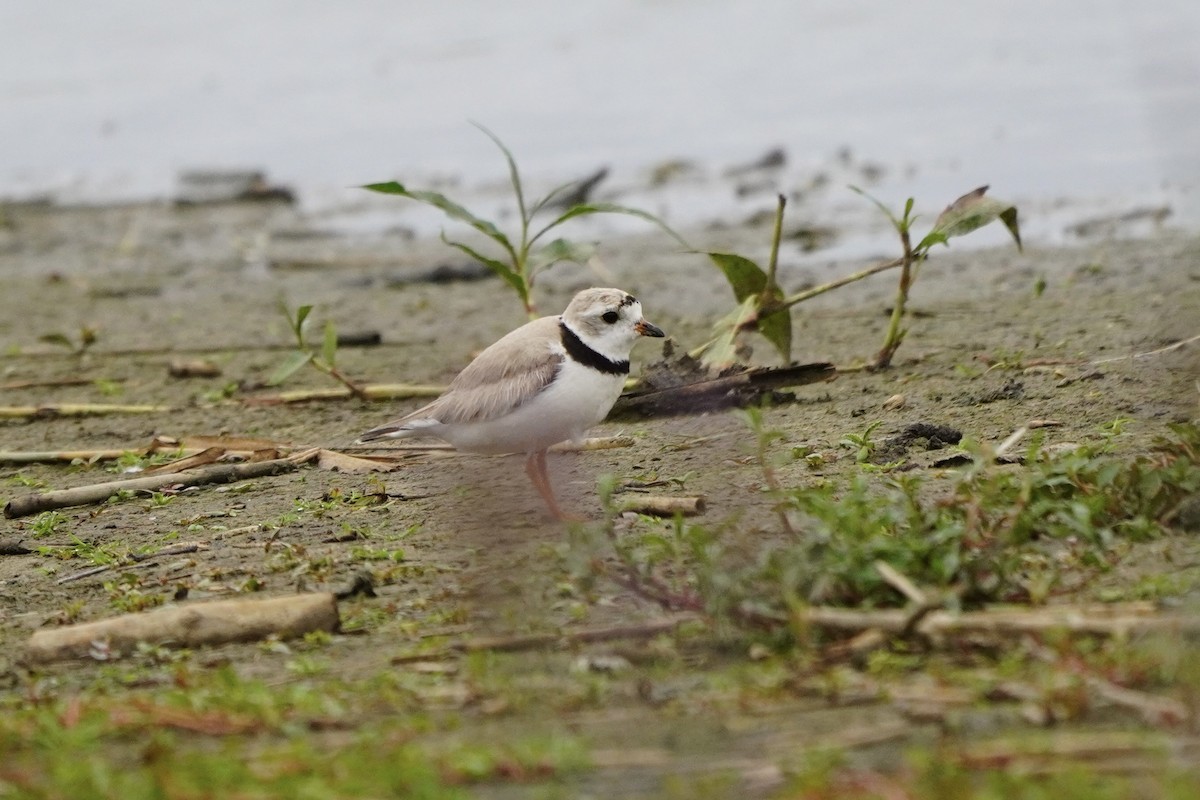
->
525;450;567;520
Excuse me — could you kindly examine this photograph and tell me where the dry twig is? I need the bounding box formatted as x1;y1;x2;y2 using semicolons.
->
3;451;316;519
786;602;1195;640
24;593;340;664
618;495;706;517
0;403;170;419
243;383;443;405
1091;332;1200;365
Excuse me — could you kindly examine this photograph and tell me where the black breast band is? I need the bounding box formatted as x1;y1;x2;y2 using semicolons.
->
559;322;629;376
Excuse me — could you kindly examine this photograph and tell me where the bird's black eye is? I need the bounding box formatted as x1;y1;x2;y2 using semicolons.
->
601;311;619;324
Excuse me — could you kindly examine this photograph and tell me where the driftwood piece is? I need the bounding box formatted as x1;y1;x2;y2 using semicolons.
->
0;448;152;465
555;436;635;452
612;361;836;419
243;383;443;406
619;495;707;517
3;454;308;519
789;602;1198;640
0;435;293;466
24;593;340;664
0;403;171;419
167;359;222;378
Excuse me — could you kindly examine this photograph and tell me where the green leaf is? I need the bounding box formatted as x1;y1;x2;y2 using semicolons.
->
531;202;690;250
850;185;906;235
705;252;768;303
999;206;1021;251
914;230;949;253
528;238;596;277
528;179;583;218
321;320;337;368
701;295;758;368
361;180;409;195
470;122;528;228
294;304;313;336
442;236;528;308
363;181;517;261
267;351;313;386
929;186;1022;251
757;304;792;364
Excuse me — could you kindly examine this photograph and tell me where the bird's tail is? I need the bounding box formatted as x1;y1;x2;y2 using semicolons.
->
355;417;439;444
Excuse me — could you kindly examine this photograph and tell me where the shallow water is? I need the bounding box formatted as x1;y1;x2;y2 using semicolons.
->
2;0;1198;243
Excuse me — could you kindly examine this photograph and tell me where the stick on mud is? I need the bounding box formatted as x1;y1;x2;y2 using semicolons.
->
619;495;707;517
0;403;170;419
24;593;340;664
3;455;307;519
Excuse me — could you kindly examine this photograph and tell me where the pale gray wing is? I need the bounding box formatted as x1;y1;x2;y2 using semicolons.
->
428;316;564;424
359;316;564;439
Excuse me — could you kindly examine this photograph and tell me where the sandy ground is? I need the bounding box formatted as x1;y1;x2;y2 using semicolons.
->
1;196;1198;794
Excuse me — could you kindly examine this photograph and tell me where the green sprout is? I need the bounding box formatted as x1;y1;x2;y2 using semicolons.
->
854;184;1022;369
363;123;685;318
694;186;1022;369
269;302;367;398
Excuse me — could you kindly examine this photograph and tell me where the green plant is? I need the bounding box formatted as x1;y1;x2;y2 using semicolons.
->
104;574;167;613
144;491;174;508
739;405;796;535
105;488;138;505
269;302;367;398
855;185;1021;368
201;381;240;402
52;599;88;624
91;378;124;396
581;421;1200;631
839;420;885;463
785;740;1200;800
693;187;1022;368
37;534;126;566
695;195;792;366
285;655;330;678
6;472;47;489
364;124;685;317
28;510;69;538
107;448;184;474
350;545;406;562
0;679;464;798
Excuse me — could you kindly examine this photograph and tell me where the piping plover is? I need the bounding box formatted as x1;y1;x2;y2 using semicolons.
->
357;288;664;519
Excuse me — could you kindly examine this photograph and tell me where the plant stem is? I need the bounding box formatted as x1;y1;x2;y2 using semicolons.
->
779;255;905;310
873;227;915;369
765;194;785;294
311;361;370;401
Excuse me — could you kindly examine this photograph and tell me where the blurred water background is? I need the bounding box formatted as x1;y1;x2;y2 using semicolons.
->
2;0;1198;249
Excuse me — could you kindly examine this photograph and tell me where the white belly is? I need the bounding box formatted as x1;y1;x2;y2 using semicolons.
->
437;361;624;454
